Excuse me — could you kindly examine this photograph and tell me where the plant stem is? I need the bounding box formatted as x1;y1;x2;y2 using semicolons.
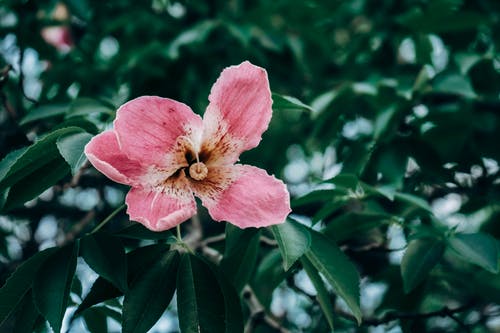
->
176;224;182;240
90;203;126;234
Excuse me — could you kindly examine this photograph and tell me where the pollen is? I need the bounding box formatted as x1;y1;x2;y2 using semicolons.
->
189;162;208;181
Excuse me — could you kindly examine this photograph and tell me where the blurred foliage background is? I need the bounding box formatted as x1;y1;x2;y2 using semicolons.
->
1;0;500;332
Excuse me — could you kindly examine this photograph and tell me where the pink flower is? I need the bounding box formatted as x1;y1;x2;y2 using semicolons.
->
84;61;291;231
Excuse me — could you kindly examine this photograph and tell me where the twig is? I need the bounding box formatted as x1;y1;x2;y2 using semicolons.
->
89;204;126;234
243;286;291;333
59;210;96;245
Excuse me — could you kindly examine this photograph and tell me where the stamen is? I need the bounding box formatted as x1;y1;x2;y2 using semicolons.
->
189;162;208;181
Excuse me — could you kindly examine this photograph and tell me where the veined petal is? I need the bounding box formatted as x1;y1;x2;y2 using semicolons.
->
114;96;203;169
125;181;196;231
202;61;272;165
192;165;290;228
84;130;146;185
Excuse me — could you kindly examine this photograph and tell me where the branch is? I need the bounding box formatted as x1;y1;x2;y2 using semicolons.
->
355;303;474;327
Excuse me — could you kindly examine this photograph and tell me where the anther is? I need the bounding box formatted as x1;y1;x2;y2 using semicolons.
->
189;162;208;181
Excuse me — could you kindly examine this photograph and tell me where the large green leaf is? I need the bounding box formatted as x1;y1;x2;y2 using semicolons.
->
74;278;122;316
33;242;79;333
0;127;85;210
80;232;128;292
251;250;286;309
75;244;170;315
305;231;362;324
0;127;83;189
0;247;57;326
19;104;69;125
301;257;335;331
220;225;260;291
12;290;40;333
448;232;499;273
401;238;445;293
271;219;311;270
2;158;70;211
123;251;179;333
177;253;243;333
56;132;93;176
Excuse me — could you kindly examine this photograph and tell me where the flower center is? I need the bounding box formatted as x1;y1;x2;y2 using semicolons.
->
189;162;208;181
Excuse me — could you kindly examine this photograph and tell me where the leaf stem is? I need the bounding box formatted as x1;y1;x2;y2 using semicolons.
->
90;203;126;234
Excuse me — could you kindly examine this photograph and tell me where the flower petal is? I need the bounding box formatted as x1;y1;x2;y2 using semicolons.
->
84;130;146;185
125;184;196;232
202;61;272;165
114;96;203;169
192;165;290;228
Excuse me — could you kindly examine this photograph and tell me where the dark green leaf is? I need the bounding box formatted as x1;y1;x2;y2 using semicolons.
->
305;231;362;324
75;244;171;315
271;219;311;270
13;290;40;333
123;251;179;333
67;98;115;118
323;212;392;242
80;232;128;292
19;104;68;126
448;232;499;273
251;250;286;309
56;132;93;176
177;253;242;333
74;278;122;316
220;225;260;291
401;238;445;293
0;247;57;326
32;242;79;333
114;224;174;240
301;257;335;331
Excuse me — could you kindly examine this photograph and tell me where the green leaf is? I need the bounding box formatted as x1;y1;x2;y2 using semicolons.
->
0;127;83;189
33;242;79;333
114;224;174;240
271;219;311;270
80;232;128;292
251;250;286;309
12;290;40;333
401;238;445;293
74;278;122;316
0;148;27;181
56;132;93;176
305;231;362;324
301;257;335;332
323;212;392;242
82;306;121;333
272;93;314;112
0;247;57;326
393;192;432;212
220;225;260;291
123;251;179;333
432;72;476;98
166;20;218;59
75;244;170;315
67;98;115;118
19;104;68;126
2;157;70;211
448;232;499;273
0;127;85;210
177;253;243;333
